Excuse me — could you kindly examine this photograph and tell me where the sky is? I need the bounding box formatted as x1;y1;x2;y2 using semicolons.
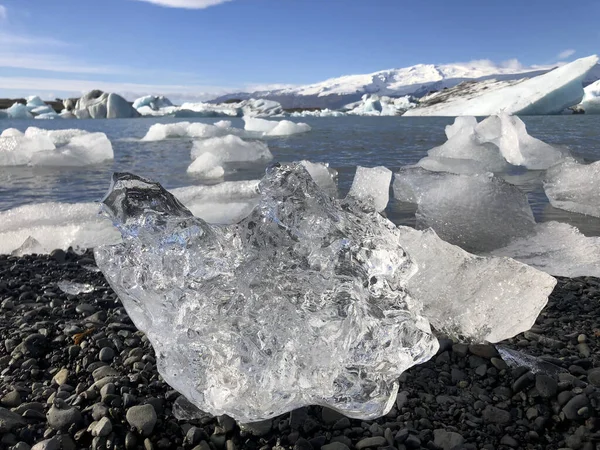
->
0;0;598;102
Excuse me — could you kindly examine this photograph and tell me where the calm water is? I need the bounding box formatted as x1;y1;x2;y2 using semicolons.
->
1;115;600;234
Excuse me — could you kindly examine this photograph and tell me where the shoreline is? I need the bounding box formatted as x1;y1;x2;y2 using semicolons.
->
1;251;599;449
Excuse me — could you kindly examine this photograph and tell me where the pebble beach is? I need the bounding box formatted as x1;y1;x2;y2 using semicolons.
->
1;251;599;450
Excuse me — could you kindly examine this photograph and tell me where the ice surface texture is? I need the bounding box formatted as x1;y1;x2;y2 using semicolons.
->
397;227;556;343
94;164;439;422
0;127;113;166
544;159;600;217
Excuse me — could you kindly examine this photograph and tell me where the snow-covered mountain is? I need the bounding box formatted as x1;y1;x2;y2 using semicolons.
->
212;63;556;109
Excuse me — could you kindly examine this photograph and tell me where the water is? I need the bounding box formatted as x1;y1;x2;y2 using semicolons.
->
1;115;600;235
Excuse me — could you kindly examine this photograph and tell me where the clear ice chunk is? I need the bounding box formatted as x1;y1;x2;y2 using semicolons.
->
496;346;567;376
57;281;96;295
347;166;392;213
299;160;338;197
397;227;556;343
94;164;439;422
393;168;536;252
544;158;600;218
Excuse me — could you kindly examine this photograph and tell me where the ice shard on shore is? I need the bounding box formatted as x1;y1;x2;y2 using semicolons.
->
544;159;600;218
94;164;439;422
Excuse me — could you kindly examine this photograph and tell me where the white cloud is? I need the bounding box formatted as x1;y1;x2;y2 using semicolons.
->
135;0;232;9
0;52;129;74
557;49;576;59
0;5;7;21
0;32;71;47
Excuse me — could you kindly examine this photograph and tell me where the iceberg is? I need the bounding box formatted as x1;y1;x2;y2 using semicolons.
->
397;227;556;343
25;95;46;111
393;168;536;252
132;95;174;111
490;222;600;278
343;94;415;116
0;127;113;166
405;55;599;116
75;90;140;119
94;166;439;422
188;135;273;177
574;79;600;113
544;159;600;217
243;117;311;136
290;109;346;118
141;121;242;141
6;103;33;119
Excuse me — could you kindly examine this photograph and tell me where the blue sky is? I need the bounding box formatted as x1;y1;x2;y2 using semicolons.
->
0;0;598;102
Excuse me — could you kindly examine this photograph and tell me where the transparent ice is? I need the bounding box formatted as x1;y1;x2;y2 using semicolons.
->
94;164;439;422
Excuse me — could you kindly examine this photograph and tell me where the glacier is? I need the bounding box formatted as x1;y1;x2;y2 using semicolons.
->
544;159;600;217
95;166;439;422
0;127;113;166
405;56;599;116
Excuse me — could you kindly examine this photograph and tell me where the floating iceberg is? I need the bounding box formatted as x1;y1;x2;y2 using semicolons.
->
574;79;600;113
0;127;113;166
415;115;568;173
95;166;439;422
343;94;415;116
393;168;536;252
490;222;600;278
290;109;346;118
397;227;556;343
74;90;140;119
243;117;311;136
133;95;174;111
6;103;33;119
141;121;241;141
405;55;599;116
544;159;600;217
188;135;273;177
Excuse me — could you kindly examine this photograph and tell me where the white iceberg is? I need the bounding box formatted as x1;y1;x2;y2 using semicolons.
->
544;159;600;217
0;127;113;166
75;90;140;119
490;222;600;277
393;168;536;252
290;109;346;118
187;135;272;178
344;94;415;116
574;79;600;113
6;103;33;119
405;55;599;116
141;121;242;141
133;95;174;111
243;117;311;136
397;226;556;343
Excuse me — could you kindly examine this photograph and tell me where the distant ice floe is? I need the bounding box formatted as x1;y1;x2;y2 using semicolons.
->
243;117;311;136
0;127;113;166
187;135;273;179
415;114;569;174
141;121;241;141
343;94;416;116
290;109;345;118
405;55;599;116
544;158;600;217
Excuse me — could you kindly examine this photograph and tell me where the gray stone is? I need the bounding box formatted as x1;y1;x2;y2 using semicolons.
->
126;404;157;436
535;374;558;398
1;390;21;407
563;394;589;420
91;417;112;437
356;436;387;449
46;404;83;430
321;407;345;425
587;368;600;387
433;429;465;450
52;368;69;386
322;443;350;450
482;405;511;424
98;347;115;362
31;437;61;450
0;407;26;433
500;435;519;448
239;419;272;437
92;366;118;382
468;344;498;359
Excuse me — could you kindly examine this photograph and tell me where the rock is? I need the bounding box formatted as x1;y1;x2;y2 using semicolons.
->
355;436;387;449
52;368;69;386
500;435;519;448
0;407;26;433
468;344;498;358
46;403;83;430
563;394;589;420
98;347;115;362
1;390;21;407
433;429;465;450
321;407;345;425
482;405;511;424
322;443;350;450
31;437;61;450
91;417;112;437
587;368;600;386
535;374;558;398
126;404;157;436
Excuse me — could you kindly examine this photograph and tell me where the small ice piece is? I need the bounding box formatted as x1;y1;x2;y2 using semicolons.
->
57;281;95;295
347;166;392;213
544;159;600;217
11;236;45;256
243;117;311;136
489;222;600;277
172;395;212;421
299;160;338;197
94;165;439;422
397;227;556;343
475;115;569;170
393;168;536;252
187;152;225;178
496;346;567;376
190;135;273;163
